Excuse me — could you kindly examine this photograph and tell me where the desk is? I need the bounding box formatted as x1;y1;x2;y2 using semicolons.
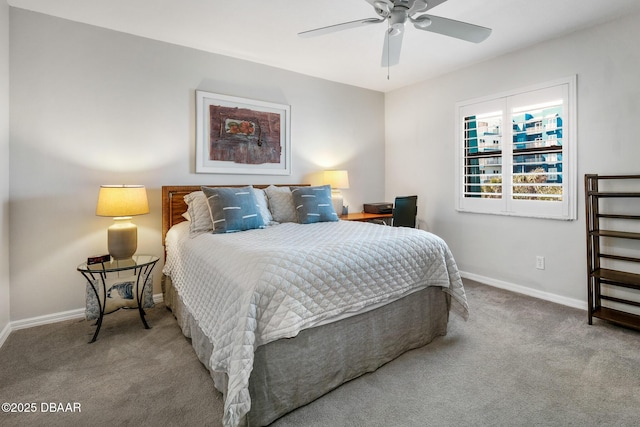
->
340;212;393;222
77;255;159;343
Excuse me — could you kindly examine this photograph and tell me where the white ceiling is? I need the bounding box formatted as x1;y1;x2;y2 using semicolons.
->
8;0;640;92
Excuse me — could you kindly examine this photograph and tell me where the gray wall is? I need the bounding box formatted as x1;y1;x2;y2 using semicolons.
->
0;1;10;340
8;9;385;321
385;11;640;307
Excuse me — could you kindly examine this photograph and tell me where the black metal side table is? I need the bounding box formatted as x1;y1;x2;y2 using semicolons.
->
77;255;159;343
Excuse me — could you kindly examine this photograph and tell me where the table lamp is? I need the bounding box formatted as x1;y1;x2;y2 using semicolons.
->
96;185;149;260
323;170;350;215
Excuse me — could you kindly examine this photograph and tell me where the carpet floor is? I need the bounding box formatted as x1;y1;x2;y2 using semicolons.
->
1;279;638;426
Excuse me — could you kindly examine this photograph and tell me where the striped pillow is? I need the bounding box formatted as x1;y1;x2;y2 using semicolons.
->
291;185;338;224
201;186;265;233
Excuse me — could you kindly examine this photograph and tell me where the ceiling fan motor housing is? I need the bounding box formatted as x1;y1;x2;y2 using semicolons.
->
389;8;408;35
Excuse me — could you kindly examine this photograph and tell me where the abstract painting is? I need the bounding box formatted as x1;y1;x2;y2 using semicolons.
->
196;91;291;175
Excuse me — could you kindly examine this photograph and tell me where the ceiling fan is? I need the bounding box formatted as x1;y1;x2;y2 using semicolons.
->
299;0;492;67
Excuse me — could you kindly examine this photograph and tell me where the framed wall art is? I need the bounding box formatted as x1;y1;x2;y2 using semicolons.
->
196;90;291;175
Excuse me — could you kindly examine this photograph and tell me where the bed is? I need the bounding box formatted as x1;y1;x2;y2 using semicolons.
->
161;184;468;427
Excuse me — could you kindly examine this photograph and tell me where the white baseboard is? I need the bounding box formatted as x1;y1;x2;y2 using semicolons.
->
460;271;587;311
10;307;86;331
0;293;164;349
153;293;163;304
0;322;11;349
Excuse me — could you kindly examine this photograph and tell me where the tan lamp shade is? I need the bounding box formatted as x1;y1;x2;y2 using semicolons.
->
96;185;149;260
323;170;350;190
96;185;149;217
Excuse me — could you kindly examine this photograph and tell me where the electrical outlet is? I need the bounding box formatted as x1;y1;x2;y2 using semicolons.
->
536;256;545;270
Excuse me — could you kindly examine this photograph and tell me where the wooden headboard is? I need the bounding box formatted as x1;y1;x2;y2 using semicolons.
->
161;184;308;247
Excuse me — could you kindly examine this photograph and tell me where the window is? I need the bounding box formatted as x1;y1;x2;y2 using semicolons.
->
455;76;577;220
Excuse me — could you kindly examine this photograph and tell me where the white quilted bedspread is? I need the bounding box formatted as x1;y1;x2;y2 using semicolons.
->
164;220;467;427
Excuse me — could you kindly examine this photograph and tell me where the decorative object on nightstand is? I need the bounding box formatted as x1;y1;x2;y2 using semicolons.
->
323;170;350;215
96;185;149;260
77;255;159;343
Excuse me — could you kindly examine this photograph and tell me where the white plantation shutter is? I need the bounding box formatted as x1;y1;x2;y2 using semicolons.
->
455;76;577;220
462;108;503;199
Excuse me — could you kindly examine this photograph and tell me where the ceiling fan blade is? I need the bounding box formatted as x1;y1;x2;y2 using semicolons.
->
298;18;384;38
381;28;404;67
413;14;491;43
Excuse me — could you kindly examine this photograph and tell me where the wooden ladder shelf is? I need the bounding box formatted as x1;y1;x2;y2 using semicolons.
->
585;174;640;331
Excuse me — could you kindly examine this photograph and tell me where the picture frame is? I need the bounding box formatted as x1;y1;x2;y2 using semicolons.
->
196;90;291;175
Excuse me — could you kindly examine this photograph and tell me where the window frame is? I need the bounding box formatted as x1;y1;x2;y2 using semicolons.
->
455;76;577;220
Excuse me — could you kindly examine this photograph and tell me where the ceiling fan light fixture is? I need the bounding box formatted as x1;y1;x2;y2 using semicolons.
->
413;15;432;29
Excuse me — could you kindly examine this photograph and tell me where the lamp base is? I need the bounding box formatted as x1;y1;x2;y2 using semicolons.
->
331;191;344;216
107;217;137;260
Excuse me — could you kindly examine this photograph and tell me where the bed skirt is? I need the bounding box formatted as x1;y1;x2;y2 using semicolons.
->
162;275;451;426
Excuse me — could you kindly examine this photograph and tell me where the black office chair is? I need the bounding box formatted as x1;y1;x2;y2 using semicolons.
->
392;195;417;228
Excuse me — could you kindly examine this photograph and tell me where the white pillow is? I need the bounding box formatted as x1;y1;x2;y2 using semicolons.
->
253;188;275;225
264;185;297;223
184;191;213;236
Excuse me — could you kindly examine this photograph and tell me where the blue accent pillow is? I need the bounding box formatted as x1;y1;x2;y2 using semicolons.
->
201;186;265;233
291;185;338;224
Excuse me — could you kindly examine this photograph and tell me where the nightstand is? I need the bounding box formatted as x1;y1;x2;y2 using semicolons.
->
77;255;159;343
339;212;393;223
